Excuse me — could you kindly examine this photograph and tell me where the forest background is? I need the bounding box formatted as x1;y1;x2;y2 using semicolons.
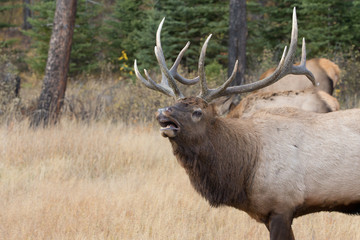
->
1;0;360;123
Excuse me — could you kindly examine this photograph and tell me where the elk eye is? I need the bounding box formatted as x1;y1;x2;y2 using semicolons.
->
192;108;203;122
193;110;202;117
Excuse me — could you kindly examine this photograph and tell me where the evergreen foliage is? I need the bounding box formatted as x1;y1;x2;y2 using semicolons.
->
154;0;228;72
350;0;360;53
0;0;22;48
70;0;103;74
0;0;19;29
299;0;354;57
105;0;228;74
23;0;54;74
104;0;145;73
131;5;162;71
24;0;103;76
246;0;360;63
2;0;358;79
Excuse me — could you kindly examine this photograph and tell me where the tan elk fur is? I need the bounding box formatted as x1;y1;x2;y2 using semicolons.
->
250;108;360;217
227;89;340;118
259;58;340;94
248;107;360;220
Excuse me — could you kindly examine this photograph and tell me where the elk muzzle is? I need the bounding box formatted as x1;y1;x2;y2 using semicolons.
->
156;107;180;138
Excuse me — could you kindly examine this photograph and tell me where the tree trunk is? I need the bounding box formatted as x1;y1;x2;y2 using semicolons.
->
30;0;77;128
228;0;247;86
23;0;32;30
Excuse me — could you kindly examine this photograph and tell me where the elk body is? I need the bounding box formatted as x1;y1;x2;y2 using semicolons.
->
259;58;340;95
225;58;341;117
134;9;360;240
227;89;340;118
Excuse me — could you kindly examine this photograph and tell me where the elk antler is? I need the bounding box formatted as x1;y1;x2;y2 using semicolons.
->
134;18;199;99
135;8;315;102
199;7;316;102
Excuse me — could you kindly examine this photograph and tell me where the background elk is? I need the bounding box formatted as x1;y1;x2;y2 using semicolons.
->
226;88;340;118
134;9;360;240
219;56;341;117
214;57;341;118
213;87;340;118
259;58;340;95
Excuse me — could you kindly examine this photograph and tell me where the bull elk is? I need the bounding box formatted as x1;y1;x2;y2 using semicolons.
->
259;58;340;95
134;8;360;240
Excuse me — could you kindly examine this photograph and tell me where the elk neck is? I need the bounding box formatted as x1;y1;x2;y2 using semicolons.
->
169;116;260;209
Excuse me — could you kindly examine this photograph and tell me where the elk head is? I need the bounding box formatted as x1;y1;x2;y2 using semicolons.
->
156;97;211;141
134;8;315;140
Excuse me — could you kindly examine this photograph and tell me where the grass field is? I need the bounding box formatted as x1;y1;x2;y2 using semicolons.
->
1;120;360;239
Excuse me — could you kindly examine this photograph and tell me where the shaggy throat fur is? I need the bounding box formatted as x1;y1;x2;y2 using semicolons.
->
171;137;250;208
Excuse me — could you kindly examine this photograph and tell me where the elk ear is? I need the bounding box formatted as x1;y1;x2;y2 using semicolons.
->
191;108;203;122
211;95;239;116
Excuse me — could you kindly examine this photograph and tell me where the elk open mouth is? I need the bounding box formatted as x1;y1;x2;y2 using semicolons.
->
158;118;179;138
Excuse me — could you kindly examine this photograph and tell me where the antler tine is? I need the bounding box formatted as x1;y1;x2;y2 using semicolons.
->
260;8;315;86
290;38;316;85
198;34;239;100
134;60;175;97
239;7;298;89
134;60;156;90
144;69;175;96
135;17;200;99
199;34;212;98
300;38;307;66
203;7;315;102
154;17;200;97
200;59;239;101
170;41;200;85
155;18;183;98
198;33;239;100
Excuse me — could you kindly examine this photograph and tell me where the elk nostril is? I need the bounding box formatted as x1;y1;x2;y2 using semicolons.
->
157;107;172;118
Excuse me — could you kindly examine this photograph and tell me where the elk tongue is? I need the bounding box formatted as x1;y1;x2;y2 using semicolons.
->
160;124;178;138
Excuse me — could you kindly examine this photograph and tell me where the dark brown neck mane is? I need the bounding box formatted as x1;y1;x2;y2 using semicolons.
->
169;117;260;208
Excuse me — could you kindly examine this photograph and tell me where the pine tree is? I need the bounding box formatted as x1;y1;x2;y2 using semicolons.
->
106;0;228;76
24;0;103;76
0;0;22;48
352;0;360;53
104;0;145;72
0;0;19;29
299;0;353;57
250;1;298;60
246;0;358;63
153;0;228;72
30;0;77;127
70;0;103;73
23;0;54;74
132;5;163;71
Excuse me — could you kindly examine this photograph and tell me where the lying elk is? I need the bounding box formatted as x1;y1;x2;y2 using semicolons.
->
226;89;340;118
134;8;360;240
259;58;340;95
222;58;340;116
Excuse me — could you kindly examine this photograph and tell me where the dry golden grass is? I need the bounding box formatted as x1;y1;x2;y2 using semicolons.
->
1;120;360;239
